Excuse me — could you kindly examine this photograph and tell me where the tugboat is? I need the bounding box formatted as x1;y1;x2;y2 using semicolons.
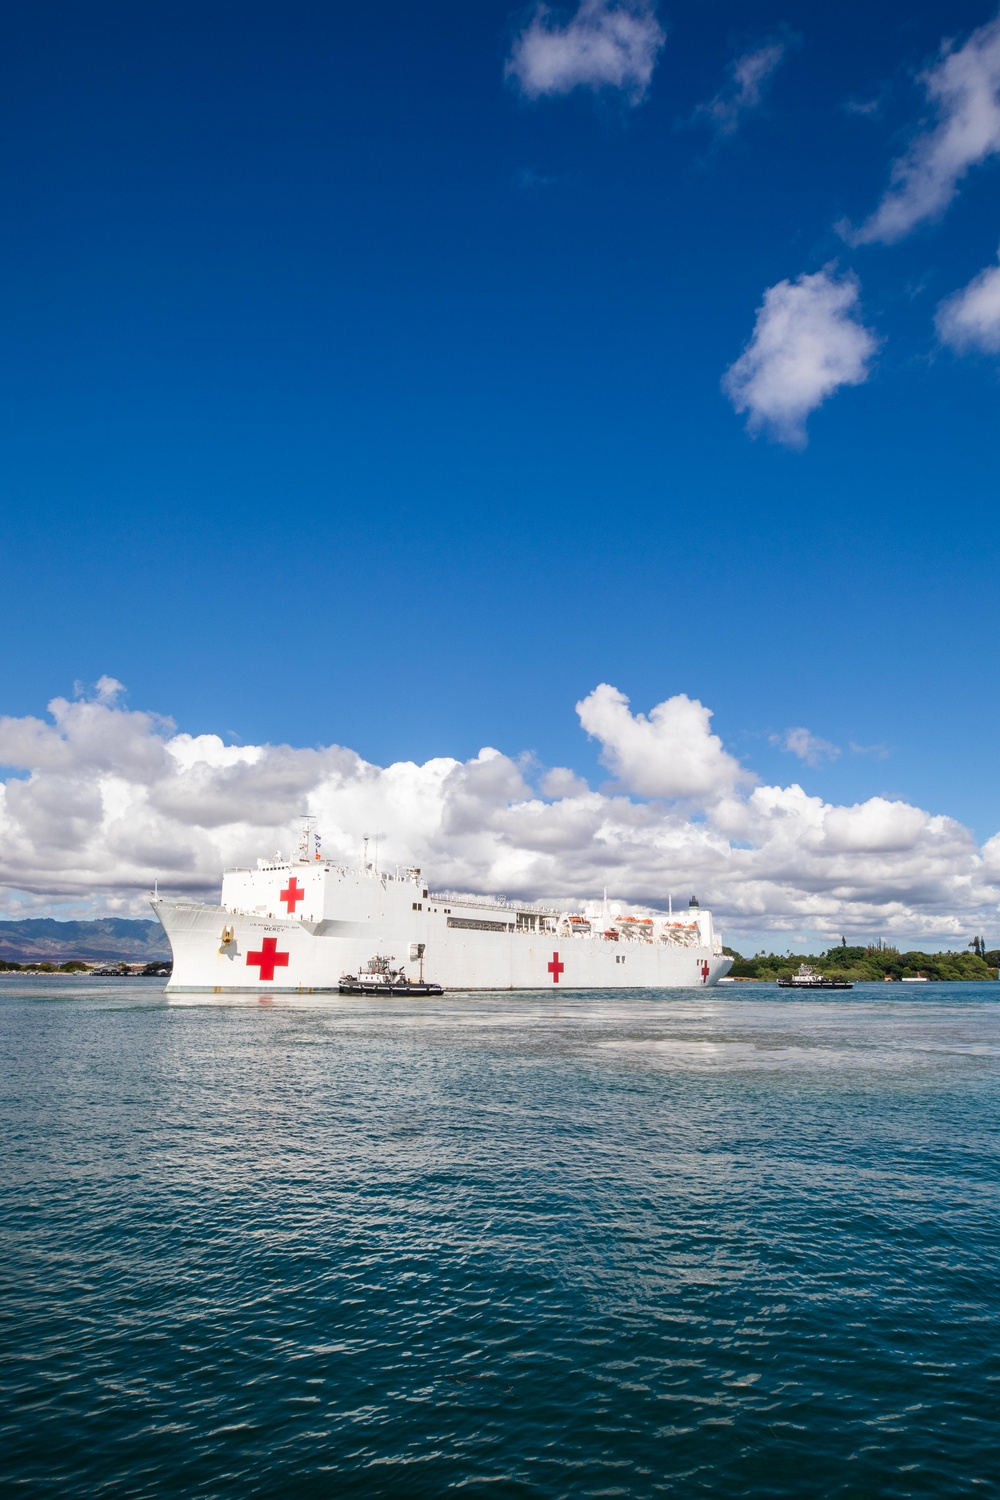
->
778;963;853;990
339;955;443;996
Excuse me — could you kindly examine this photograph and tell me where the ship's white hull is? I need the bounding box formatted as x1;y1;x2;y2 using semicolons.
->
155;900;733;992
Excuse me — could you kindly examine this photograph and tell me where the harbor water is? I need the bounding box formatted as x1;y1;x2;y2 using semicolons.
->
2;978;998;1497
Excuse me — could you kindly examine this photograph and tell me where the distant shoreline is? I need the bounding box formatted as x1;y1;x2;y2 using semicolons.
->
724;942;997;983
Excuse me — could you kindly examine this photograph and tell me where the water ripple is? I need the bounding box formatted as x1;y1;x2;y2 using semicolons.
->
1;980;998;1496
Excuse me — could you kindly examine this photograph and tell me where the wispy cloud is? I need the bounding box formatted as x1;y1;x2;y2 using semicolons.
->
723;268;878;447
513;166;562;189
849;741;892;761
694;34;796;139
505;0;665;104
842;94;885;119
937;248;1000;352
845;12;1000;245
770;727;841;767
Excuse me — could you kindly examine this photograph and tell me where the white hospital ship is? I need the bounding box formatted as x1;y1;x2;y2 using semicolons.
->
153;820;733;993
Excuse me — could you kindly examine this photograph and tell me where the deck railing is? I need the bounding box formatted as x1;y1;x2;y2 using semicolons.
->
429;890;561;916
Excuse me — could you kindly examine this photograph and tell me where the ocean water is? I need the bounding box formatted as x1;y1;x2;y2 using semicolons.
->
2;980;998;1498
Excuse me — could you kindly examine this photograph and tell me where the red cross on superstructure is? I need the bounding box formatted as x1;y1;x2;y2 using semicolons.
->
246;937;290;982
280;877;305;913
701;961;710;983
548;951;565;983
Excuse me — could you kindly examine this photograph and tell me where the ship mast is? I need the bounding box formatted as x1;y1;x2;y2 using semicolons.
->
298;814;317;863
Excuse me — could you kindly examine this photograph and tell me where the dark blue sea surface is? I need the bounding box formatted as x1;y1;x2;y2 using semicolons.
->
2;979;998;1497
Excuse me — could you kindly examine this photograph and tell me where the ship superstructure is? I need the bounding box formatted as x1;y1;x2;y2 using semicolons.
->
153;820;733;993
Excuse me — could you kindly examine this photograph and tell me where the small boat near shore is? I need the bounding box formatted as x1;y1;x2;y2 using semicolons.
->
778;964;853;990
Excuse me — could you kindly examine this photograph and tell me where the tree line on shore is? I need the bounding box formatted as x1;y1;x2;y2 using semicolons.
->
0;959;90;972
724;941;998;982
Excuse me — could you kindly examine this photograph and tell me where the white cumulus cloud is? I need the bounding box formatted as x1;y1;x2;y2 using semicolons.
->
505;0;665;104
847;13;1000;245
577;684;747;800
723;268;878;447
695;36;793;138
937;248;1000;352
0;682;997;946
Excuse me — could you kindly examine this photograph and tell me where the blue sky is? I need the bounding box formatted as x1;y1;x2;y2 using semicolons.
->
1;0;999;942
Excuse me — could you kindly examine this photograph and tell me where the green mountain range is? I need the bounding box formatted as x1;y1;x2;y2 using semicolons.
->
0;918;170;964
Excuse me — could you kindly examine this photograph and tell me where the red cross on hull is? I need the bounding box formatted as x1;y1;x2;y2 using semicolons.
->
247;937;290;982
701;961;710;983
548;951;565;983
280;877;305;913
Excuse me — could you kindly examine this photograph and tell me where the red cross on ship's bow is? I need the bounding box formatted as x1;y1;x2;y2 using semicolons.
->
548;952;565;983
246;937;290;983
